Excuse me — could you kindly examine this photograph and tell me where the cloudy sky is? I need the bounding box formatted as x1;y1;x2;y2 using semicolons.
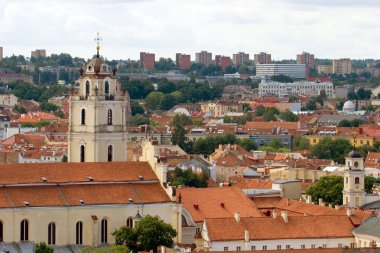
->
1;0;379;60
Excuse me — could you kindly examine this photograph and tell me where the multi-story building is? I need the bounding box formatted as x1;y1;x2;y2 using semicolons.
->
0;94;18;107
297;52;314;65
200;101;242;117
0;46;3;61
31;49;46;58
333;59;352;75
233;52;249;65
318;65;333;75
259;79;334;98
256;64;306;79
0;73;33;84
254;52;271;64
215;55;231;70
175;53;191;70
195;51;212;66
139;52;155;71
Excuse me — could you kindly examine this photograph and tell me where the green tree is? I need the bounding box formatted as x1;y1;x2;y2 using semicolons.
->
306;175;344;205
126;115;150;126
279;111;299;122
54;109;65;118
172;114;192;126
131;101;144;116
266;138;283;149
171;124;187;150
310;138;352;164
35;242;53;253
320;90;327;99
303;99;317;111
61;154;68;162
288;95;298;102
168;167;208;188
338;119;352;127
271;74;294;83
347;91;358;100
145;92;164;111
292;136;311;151
255;105;266;116
81;245;129;253
263;111;277;121
160;94;176;110
237;138;258;152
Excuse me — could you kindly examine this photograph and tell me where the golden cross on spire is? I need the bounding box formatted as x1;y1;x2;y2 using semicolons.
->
94;32;102;57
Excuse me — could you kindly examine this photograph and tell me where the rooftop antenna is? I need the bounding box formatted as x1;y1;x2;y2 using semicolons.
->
94;32;102;58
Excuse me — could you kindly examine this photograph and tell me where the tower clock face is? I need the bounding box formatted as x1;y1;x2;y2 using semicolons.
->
354;161;359;168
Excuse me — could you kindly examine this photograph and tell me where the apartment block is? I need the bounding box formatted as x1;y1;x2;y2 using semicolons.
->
233;52;249;65
215;55;231;70
318;65;333;75
139;52;155;71
175;53;191;70
333;59;352;75
195;51;212;66
254;52;271;64
31;49;46;58
296;52;314;65
0;47;3;61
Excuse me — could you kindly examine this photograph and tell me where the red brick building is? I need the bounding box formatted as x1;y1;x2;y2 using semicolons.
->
175;53;191;70
195;51;212;66
215;55;231;70
139;52;155;71
233;52;249;65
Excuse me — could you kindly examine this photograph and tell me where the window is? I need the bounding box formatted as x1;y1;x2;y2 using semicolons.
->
81;109;86;125
223;247;228;251
251;246;256;251
0;221;3;242
355;197;360;206
346;177;348;184
322;244;327;248
126;217;133;228
236;246;241;251
107;145;113;162
85;81;90;97
338;243;342;248
105;81;109;95
76;222;83;244
48;222;56;245
107;109;112;125
101;219;108;244
286;245;290;249
80;145;85;163
313;139;317;143
311;244;315;249
262;246;267;250
20;219;28;241
301;245;305;249
277;245;281;250
355;177;360;184
350;243;356;248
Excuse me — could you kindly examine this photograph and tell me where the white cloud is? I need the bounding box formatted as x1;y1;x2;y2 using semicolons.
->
0;0;379;60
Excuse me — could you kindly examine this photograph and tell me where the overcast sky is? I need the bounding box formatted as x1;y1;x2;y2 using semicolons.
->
1;0;380;61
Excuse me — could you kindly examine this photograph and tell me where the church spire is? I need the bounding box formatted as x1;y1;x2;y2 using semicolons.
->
94;32;102;58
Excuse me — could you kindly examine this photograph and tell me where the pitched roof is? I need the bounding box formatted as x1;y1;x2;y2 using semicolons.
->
246;121;299;130
176;187;262;223
352;216;380;238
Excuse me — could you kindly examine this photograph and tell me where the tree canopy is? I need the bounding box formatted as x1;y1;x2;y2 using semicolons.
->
306;175;343;205
168;167;208;188
310;137;352;164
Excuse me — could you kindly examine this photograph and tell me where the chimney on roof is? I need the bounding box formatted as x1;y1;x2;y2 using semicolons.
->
41;177;47;183
234;212;240;223
346;208;355;217
306;195;312;204
328;204;333;208
220;202;225;208
178;192;182;204
280;211;288;223
318;198;324;206
24;201;30;207
272;210;277;219
286;199;289;206
244;229;249;242
335;205;341;211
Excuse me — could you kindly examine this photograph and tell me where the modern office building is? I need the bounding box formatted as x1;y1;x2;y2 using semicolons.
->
195;51;212;66
254;52;271;64
233;52;249;65
139;52;155;71
175;53;191;70
256;64;306;79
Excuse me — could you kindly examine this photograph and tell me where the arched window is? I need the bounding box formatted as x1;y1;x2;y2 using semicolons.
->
101;219;108;244
355;177;360;184
81;109;86;125
80;145;85;163
108;145;113;162
76;221;83;244
105;81;109;95
0;221;3;242
48;222;56;245
85;81;90;97
107;109;112;125
126;217;133;228
20;219;28;241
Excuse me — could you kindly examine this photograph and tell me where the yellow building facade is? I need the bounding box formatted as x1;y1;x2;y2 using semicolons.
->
307;135;374;147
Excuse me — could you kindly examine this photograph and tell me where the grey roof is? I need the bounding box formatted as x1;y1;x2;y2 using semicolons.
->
242;189;280;196
362;200;380;209
273;179;302;184
347;149;362;158
317;114;367;124
352;216;380;238
243;168;261;178
0;242;83;253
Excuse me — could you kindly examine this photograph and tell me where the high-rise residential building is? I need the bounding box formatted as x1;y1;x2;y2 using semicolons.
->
31;49;46;58
0;47;3;61
256;64;306;79
297;52;315;65
139;52;155;71
318;65;333;75
195;51;212;66
176;53;191;70
333;59;352;75
233;52;249;65
215;55;231;71
254;52;271;64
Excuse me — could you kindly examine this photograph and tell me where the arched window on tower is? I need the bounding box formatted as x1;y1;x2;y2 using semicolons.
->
107;109;112;125
80;145;85;163
20;219;28;241
81;109;86;125
76;221;83;244
85;81;90;98
105;81;109;95
107;145;113;162
0;220;3;242
48;222;56;245
101;219;108;244
355;177;360;184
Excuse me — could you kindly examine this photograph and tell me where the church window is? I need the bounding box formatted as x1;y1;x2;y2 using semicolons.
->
107;145;113;162
0;221;3;242
80;145;85;163
101;219;108;244
85;81;90;97
126;217;133;228
48;222;56;245
105;81;109;95
20;219;29;241
355;177;360;184
81;109;86;125
107;109;112;125
76;221;83;244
